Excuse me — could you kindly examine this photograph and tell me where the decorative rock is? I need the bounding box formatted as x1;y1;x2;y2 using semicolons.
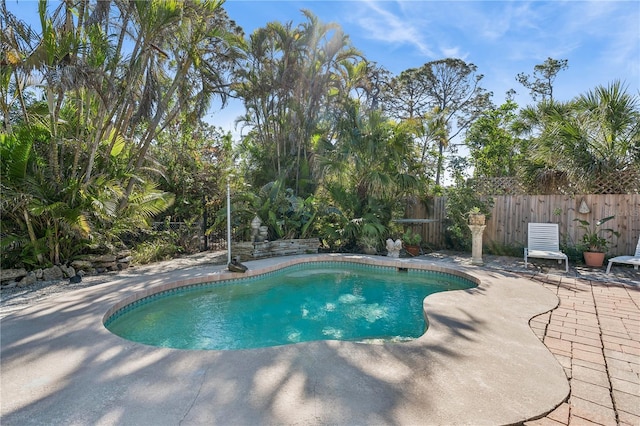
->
233;238;320;260
86;254;116;263
1;268;27;283
18;273;37;287
95;262;117;271
116;250;131;259
59;265;69;277
70;260;93;271
34;268;43;279
60;265;76;278
68;265;76;278
42;265;64;281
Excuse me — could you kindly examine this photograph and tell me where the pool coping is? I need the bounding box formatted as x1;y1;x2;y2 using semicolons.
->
1;254;569;425
103;254;481;328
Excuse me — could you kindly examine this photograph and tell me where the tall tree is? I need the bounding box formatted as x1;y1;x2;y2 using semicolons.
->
384;59;491;186
118;0;244;207
315;101;421;248
465;99;526;178
516;57;568;102
0;0;242;267
235;10;363;194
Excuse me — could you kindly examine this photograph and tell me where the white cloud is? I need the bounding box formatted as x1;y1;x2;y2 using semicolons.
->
349;0;435;57
440;45;465;60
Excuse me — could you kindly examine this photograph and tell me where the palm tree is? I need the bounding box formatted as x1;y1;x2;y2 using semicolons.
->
236;10;362;194
316;101;421;248
525;81;639;193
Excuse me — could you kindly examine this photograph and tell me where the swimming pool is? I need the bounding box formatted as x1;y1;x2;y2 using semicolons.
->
105;260;476;350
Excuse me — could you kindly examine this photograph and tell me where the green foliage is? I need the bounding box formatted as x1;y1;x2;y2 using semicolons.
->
516;57;568;102
574;216;620;253
466;100;525;178
519;81;639;193
443;180;493;251
402;228;422;246
235;11;362;195
131;232;182;265
1;0;241;269
309;103;421;252
154;121;232;223
213;178;318;242
382;59;491;186
560;243;583;264
314;183;393;252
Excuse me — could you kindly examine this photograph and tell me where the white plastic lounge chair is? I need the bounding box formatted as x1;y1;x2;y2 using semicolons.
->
606;237;640;274
524;223;569;273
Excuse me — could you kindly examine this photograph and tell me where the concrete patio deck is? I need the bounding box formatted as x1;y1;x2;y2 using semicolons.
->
1;252;638;425
427;253;640;426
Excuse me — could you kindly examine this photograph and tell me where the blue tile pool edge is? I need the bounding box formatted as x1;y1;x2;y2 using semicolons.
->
102;255;480;327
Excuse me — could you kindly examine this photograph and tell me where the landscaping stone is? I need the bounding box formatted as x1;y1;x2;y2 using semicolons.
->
42;265;63;281
96;262;118;271
0;268;27;283
233;238;320;260
116;250;131;259
85;254;116;263
18;274;37;288
70;260;93;271
60;265;75;278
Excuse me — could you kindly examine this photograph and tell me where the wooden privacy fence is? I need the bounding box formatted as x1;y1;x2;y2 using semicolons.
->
406;194;640;257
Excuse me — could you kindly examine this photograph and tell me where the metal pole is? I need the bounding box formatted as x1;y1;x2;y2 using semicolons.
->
226;176;231;265
202;195;208;251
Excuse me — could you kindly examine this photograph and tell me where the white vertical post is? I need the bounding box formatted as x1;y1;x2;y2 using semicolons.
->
226;176;231;265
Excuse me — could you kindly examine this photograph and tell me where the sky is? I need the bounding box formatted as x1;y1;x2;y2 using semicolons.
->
5;0;640;137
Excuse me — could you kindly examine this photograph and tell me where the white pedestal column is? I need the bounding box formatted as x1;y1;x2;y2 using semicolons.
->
468;224;486;266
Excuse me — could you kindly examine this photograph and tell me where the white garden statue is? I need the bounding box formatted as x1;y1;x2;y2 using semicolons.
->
386;238;402;258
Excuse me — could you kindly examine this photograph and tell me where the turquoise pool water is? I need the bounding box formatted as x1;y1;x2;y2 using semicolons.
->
105;262;475;350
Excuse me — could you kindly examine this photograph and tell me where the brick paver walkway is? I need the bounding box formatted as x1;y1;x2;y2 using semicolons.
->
524;274;640;426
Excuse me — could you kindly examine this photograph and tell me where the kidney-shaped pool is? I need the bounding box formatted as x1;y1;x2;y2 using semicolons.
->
104;261;476;350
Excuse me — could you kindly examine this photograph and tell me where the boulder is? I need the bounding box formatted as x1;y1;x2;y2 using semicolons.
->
18;273;37;287
60;265;76;278
34;268;43;279
70;260;93;271
42;265;64;281
1;268;27;283
95;261;118;271
85;254;116;263
116;250;132;259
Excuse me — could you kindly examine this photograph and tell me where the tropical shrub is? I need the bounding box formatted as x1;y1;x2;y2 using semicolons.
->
212;179;318;242
443;180;493;251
